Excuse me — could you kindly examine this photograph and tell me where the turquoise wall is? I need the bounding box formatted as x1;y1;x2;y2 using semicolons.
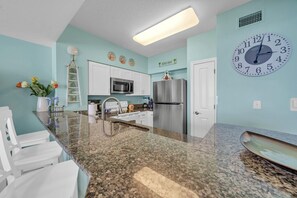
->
187;30;217;64
186;30;217;134
0;35;52;134
148;47;187;74
217;0;297;134
54;25;148;110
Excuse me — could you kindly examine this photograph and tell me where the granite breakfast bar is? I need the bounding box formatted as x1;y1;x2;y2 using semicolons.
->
35;111;297;198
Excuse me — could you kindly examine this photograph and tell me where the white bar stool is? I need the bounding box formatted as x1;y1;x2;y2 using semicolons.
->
0;110;62;177
0;120;79;198
0;106;49;147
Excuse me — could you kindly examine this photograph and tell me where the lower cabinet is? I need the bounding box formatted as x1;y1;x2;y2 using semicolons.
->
147;111;153;127
135;111;153;127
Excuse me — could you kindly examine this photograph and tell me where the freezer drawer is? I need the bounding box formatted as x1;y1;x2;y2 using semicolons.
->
153;104;186;134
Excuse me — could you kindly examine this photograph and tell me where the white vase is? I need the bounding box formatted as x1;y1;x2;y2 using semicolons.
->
36;97;50;112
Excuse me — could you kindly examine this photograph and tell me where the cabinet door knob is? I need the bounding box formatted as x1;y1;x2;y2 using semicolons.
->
194;111;200;115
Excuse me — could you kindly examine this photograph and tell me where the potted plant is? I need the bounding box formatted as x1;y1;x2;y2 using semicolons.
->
16;77;58;112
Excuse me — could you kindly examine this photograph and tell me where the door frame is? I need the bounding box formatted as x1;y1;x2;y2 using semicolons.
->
190;57;217;136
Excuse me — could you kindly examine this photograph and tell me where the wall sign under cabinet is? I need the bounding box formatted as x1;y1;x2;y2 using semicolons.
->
159;58;177;67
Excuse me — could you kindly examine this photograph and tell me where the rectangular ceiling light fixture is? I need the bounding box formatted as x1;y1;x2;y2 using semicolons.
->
133;7;199;46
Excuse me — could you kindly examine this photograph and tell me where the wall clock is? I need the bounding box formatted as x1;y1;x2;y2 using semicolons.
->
232;33;291;76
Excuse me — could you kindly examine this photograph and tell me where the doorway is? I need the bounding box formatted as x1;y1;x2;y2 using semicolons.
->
190;58;216;138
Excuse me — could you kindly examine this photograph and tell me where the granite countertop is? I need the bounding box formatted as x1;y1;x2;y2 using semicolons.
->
35;111;297;198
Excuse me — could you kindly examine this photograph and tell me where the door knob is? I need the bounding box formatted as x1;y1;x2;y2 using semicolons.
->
194;111;200;115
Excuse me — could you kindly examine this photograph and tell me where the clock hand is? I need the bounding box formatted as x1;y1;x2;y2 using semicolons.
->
258;51;277;56
254;34;265;64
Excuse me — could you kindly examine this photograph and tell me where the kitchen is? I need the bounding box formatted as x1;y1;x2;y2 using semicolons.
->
0;0;297;197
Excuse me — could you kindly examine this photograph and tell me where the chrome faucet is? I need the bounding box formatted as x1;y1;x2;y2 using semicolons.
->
101;97;123;119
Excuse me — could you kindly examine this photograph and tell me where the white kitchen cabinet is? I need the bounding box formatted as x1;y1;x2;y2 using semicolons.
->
88;62;150;96
135;111;153;127
128;72;150;96
140;73;150;95
130;71;141;95
137;112;147;125
112;111;153;127
147;111;153;127
110;67;132;80
88;62;111;95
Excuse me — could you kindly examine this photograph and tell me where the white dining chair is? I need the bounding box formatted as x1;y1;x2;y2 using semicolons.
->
0;107;9;111
0;106;49;147
0;110;62;177
0;121;79;198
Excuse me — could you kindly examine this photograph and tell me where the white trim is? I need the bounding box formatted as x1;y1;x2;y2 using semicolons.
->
190;57;217;136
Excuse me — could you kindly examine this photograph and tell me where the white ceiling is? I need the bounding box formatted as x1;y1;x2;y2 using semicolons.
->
70;0;251;57
0;0;85;47
0;0;250;56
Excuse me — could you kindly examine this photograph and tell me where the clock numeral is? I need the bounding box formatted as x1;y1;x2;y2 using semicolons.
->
253;35;262;43
237;63;243;69
276;56;282;62
256;67;261;74
234;56;239;62
238;48;245;55
275;39;281;46
280;46;287;53
245;66;250;73
267;35;271;42
244;41;251;48
267;63;273;70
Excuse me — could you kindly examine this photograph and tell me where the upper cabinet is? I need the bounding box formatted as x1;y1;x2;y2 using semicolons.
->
110;67;132;80
88;61;150;96
141;73;150;95
88;62;111;95
129;72;150;96
131;71;141;95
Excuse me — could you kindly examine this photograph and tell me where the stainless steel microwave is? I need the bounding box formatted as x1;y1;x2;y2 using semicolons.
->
110;78;134;94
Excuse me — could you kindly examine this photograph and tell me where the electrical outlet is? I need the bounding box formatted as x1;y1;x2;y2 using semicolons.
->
290;98;297;111
253;100;261;109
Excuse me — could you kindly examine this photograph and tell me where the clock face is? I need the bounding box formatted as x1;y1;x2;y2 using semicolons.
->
232;33;291;76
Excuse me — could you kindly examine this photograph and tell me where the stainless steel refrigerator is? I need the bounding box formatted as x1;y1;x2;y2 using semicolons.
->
153;79;187;134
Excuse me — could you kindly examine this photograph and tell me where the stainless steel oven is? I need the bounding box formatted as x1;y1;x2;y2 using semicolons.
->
110;78;134;94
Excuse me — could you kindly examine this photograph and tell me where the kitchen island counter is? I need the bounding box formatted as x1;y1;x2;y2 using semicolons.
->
35;111;297;198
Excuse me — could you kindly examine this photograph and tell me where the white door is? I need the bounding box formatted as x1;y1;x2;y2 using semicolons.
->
191;58;216;138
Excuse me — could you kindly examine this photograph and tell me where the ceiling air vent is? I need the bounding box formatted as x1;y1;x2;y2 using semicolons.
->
239;11;262;27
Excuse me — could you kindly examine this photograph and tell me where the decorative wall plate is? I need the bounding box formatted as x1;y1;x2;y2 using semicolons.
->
240;131;297;171
129;58;135;66
119;55;126;64
107;51;116;61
